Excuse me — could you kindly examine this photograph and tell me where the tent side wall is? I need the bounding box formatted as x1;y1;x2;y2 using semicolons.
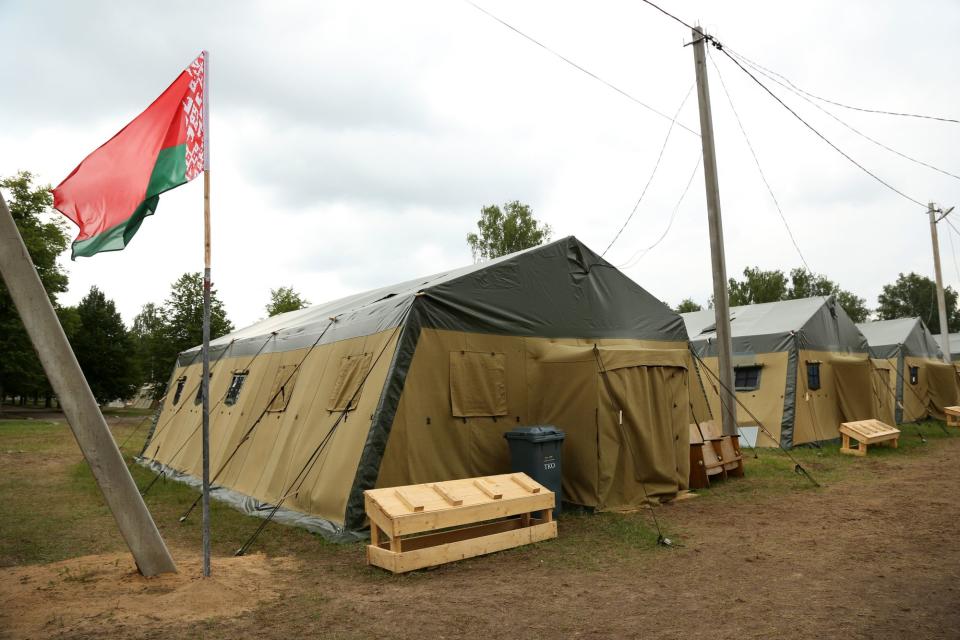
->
684;351;790;448
376;329;694;512
142;328;401;530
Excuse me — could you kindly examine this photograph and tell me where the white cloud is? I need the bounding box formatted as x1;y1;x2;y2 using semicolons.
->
1;0;957;330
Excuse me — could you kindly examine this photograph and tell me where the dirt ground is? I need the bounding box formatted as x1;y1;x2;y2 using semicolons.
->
1;413;959;639
0;552;297;638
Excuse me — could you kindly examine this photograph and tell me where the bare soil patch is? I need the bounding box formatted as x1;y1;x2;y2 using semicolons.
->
0;551;297;638
1;417;958;639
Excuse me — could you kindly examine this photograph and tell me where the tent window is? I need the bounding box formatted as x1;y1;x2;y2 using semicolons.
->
194;373;213;405
267;364;299;413
225;371;248;406
327;353;372;412
734;365;762;391
807;362;821;390
450;351;508;418
909;366;919;385
172;376;187;405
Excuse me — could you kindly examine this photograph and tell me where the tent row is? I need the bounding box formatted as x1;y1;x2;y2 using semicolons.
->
138;236;960;540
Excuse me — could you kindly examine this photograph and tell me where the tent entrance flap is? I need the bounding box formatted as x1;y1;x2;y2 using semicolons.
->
832;358;876;423
596;360;689;510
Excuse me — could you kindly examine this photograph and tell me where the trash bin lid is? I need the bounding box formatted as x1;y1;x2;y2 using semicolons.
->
503;425;565;442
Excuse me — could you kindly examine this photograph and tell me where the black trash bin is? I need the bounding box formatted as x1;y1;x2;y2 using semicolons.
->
504;425;565;515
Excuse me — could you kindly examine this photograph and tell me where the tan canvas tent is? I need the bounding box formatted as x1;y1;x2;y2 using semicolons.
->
682;297;880;448
139;237;701;540
858;318;958;422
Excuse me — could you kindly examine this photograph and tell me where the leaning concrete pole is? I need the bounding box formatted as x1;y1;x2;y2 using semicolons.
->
0;191;177;576
928;202;952;364
692;25;738;437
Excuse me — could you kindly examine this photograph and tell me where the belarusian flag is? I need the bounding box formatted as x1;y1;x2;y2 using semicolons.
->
53;52;207;259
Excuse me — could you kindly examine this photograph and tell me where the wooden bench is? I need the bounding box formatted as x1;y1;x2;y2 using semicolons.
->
688;422;726;489
688;420;745;489
945;406;960;428
701;420;745;477
839;419;900;457
364;473;556;573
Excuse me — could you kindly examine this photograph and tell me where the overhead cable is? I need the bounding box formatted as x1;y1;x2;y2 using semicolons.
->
716;47;928;209
462;0;699;136
617;152;701;269
728;50;960;182
724;46;960;125
636;0;958;124
602;84;695;257
706;49;812;271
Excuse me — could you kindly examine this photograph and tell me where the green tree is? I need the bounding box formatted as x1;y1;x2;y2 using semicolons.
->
71;286;137;403
149;273;234;395
266;286;310;317
877;272;960;334
717;266;869;323
727;267;789;306
466;201;552;261
788;268;869;323
0;171;70;406
675;298;702;313
131;302;166;395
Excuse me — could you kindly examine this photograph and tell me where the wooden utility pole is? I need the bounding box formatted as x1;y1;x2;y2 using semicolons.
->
0;192;177;577
929;202;953;364
692;25;737;436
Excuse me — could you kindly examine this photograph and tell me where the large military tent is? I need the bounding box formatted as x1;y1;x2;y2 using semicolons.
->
139;237;702;540
858;318;958;422
682;296;881;448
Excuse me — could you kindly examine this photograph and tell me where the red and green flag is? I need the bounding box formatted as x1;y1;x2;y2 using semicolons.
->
53;52;207;259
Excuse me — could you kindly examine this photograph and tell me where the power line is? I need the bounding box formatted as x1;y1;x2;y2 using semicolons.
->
716;47;928;209
633;0;958;124
706;48;811;272
602;84;695;257
637;0;694;30
728;50;960;182
724;46;959;125
618;152;701;269
462;0;699;136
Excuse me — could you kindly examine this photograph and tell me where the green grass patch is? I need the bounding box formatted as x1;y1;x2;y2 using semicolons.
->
1;416;955;575
0;420;65;453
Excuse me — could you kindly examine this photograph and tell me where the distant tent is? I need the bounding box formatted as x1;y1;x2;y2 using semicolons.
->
128;383;158;410
139;237;704;540
931;332;960;362
858;318;958;422
683;296;880;448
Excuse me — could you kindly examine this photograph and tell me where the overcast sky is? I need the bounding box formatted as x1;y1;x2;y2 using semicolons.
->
2;0;958;329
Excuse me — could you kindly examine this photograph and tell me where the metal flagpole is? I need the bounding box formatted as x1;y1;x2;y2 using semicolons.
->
201;49;212;578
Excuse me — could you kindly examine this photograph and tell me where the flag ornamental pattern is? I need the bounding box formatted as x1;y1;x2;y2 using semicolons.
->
53;52;206;258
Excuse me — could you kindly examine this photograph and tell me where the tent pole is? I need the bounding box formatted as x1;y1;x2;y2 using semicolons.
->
0;191;176;576
691;25;737;436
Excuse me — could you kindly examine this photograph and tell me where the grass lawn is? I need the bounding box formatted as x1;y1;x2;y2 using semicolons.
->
0;416;952;570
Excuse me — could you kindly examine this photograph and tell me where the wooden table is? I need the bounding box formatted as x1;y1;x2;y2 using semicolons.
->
839;419;900;457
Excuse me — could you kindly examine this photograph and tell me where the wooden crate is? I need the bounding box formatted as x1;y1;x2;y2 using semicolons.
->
944;406;960;428
364;473;557;574
839;419;900;457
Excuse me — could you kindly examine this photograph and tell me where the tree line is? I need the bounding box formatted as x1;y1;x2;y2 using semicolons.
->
5;176;957;407
674;266;960;333
0;172;310;408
